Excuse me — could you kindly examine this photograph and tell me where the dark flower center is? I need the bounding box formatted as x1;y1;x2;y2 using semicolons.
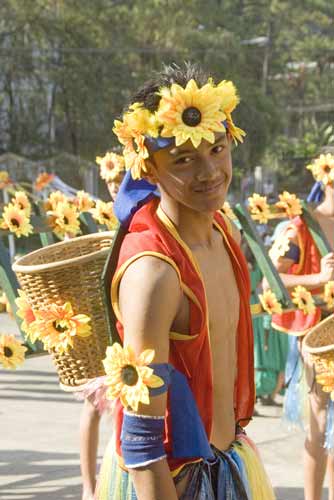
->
64;216;69;224
324;165;331;173
4;346;13;357
182;107;202;127
10;218;20;227
102;212;110;220
121;364;138;386
256;204;264;212
301;297;307;305
52;321;68;333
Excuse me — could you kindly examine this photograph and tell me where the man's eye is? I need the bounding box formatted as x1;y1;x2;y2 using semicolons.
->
175;156;192;165
212;145;224;154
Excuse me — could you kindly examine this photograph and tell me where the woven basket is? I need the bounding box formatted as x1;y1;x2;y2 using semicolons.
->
12;231;115;390
303;314;334;355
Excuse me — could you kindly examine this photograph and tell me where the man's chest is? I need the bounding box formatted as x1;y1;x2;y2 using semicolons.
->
195;240;240;336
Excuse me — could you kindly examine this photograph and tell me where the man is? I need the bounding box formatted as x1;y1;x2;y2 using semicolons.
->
96;64;274;499
270;151;334;500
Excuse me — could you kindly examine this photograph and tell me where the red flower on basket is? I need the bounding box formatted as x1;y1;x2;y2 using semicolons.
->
34;302;92;354
0;334;27;370
34;172;55;191
15;290;38;342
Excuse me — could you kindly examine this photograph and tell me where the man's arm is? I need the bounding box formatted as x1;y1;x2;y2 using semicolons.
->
118;256;182;500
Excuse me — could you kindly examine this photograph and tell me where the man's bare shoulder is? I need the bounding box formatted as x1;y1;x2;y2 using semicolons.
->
118;256;182;358
118;256;182;324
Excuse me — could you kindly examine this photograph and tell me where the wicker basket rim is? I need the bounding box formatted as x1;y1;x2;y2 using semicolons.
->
303;314;334;354
12;231;115;274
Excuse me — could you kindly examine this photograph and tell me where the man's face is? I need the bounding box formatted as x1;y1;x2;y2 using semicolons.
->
148;133;232;213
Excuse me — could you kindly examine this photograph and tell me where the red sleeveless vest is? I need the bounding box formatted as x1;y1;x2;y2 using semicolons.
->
111;199;254;472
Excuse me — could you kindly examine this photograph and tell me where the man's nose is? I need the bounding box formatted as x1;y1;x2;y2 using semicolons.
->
196;156;218;182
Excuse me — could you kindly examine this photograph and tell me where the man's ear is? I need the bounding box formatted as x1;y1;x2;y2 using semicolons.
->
143;158;159;184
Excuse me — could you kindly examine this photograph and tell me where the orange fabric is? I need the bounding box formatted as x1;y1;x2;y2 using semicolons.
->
272;216;321;334
112;199;254;471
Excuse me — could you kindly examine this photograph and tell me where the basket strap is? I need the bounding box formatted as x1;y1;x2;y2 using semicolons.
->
101;223;128;345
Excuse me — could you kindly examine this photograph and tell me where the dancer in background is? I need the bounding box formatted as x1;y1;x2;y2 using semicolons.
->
270;151;334;500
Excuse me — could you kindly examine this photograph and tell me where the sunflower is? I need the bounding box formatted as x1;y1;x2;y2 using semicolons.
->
0;334;27;369
15;289;39;342
156;79;227;148
113;119;150;180
90;200;117;230
221;201;237;220
316;369;334;400
12;191;31;215
268;232;291;262
96;152;126;183
34;172;55;191
0;171;11;190
103;343;164;412
324;282;334;309
48;202;81;239
34;302;91;354
259;290;282;315
72;190;95;213
248;193;271;224
1;203;33;237
291;286;316;315
307;153;334;186
276;191;302;218
44;191;69;211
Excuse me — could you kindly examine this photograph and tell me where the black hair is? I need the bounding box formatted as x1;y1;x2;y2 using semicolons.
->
129;62;210;112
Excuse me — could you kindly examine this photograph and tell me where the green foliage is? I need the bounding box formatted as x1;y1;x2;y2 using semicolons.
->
0;0;333;190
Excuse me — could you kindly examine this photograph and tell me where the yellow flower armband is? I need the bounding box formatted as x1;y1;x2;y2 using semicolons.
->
103;343;165;412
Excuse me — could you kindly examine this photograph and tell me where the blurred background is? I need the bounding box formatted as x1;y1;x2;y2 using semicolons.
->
0;0;333;200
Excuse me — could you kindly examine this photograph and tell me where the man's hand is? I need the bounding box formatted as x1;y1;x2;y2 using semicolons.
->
319;252;334;285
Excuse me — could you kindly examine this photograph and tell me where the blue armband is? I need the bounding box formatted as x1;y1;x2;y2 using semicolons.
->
121;412;166;468
120;363;172;468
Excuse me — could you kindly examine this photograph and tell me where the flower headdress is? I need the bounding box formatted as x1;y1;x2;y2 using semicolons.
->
113;78;245;180
307;153;334;186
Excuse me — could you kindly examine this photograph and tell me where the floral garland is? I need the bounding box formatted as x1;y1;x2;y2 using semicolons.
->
258;285;316;316
113;78;245;180
248;191;302;224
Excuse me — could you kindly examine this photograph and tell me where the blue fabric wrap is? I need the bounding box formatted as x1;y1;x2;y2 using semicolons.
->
285;241;300;263
148;363;172;396
113;170;160;228
121;362;214;465
167;365;214;460
325;398;334;453
284;335;304;427
307;181;324;203
121;413;166;468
